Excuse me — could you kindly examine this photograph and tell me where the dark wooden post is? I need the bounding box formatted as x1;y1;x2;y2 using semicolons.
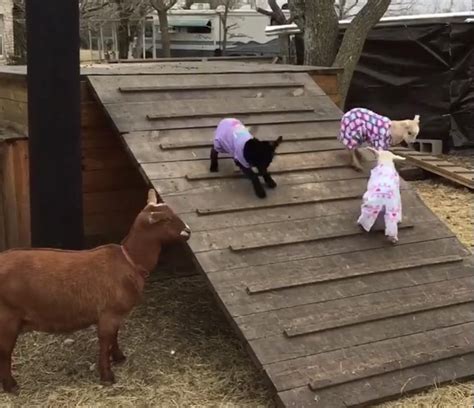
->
26;0;84;249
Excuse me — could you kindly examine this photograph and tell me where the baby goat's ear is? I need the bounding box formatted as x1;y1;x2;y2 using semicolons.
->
148;211;171;224
272;136;283;149
414;115;420;122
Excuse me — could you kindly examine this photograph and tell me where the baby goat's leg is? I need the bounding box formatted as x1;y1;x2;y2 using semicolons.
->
350;149;364;172
0;315;20;394
384;214;399;244
111;330;126;364
210;148;219;172
259;167;277;189
97;314;122;384
238;163;266;198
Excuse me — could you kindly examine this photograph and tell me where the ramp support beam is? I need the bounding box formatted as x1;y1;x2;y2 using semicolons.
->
26;0;84;249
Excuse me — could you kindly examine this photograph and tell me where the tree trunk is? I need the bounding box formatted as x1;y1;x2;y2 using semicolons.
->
334;0;391;107
117;18;130;59
303;0;339;66
157;8;171;58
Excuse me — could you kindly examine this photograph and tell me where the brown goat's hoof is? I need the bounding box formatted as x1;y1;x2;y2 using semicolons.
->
112;353;127;364
2;378;19;395
100;373;116;386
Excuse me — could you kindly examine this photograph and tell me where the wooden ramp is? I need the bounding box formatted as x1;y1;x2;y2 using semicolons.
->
87;63;474;407
391;146;474;190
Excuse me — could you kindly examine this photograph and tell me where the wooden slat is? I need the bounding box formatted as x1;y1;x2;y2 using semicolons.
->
99;96;341;132
213;254;473;320
252;302;474;365
391;147;474;189
285;276;473;338
196;220;455;274
159;172;366;207
277;354;474;408
148;106;315;121
190;208;424;252
162;177;369;215
247;254;462;295
266;322;474;392
235;267;473;341
126;140;342;163
158;134;337;151
142;149;349;181
126;122;341;146
119;82;306;92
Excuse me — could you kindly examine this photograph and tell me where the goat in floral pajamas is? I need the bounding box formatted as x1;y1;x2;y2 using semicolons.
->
357;148;406;243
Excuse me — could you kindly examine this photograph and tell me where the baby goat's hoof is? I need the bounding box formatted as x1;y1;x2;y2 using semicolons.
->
387;237;398;245
210;166;218;173
266;179;277;189
255;188;266;199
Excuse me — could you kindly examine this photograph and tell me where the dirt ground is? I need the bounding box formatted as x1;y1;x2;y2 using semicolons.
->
0;155;473;408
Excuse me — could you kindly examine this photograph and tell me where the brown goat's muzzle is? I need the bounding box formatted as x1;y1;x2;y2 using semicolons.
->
180;226;191;241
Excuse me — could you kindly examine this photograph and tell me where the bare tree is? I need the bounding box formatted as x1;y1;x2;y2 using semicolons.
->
149;0;178;57
335;0;360;19
216;0;238;54
289;0;391;106
256;0;291;25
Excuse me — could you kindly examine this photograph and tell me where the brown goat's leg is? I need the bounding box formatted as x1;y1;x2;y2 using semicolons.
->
0;316;20;394
111;330;126;364
97;316;121;385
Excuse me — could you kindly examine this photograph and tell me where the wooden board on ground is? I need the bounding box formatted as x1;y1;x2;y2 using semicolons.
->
392;146;474;189
87;64;474;408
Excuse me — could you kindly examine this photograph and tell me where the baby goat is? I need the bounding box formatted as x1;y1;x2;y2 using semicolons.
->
210;118;282;198
0;190;190;393
339;107;420;171
357;147;406;244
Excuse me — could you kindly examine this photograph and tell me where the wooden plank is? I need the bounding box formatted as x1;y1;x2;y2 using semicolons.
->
277;354;474;408
252;302;474;366
82;147;133;171
247;254;462;295
126;122;341;146
152;169;367;196
13;140;31;246
266;322;474;392
84;63;341;77
147;106;316;121
142;150;349;181
2;144;20;247
189;211;417;253
285;275;473;338
390;148;474;189
183;188;423;231
119;82;306;92
236;275;474;342
207;235;465;292
82;168;146;193
212;254;473;319
126;139;342;164
100;97;341;133
161;177;368;215
158;135;337;150
82;188;146;215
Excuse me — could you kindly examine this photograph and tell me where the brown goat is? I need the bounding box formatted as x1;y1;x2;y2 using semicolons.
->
0;189;191;393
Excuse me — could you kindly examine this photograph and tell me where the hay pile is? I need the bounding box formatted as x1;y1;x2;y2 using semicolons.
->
0;154;472;408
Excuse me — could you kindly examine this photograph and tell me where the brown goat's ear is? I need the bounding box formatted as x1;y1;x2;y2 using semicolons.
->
272;136;283;149
148;211;171;224
147;189;158;205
